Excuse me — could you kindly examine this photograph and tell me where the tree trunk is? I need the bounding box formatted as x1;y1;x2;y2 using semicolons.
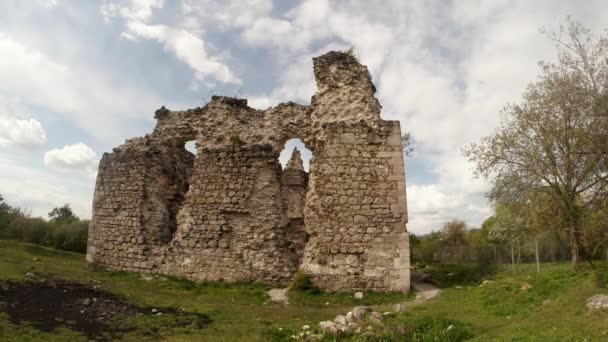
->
517;239;521;264
570;227;579;269
534;237;540;273
493;245;497;264
511;243;515;272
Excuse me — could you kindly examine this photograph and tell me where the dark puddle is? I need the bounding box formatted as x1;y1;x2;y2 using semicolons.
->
0;281;211;341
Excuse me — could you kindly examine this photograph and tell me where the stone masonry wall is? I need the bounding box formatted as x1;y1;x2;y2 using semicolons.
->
87;51;410;292
302;121;409;291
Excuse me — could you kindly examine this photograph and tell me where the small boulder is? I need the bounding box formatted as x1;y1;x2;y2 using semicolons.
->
319;321;337;334
334;314;347;325
369;311;383;324
345;311;355;323
586;294;608;309
479;280;492;287
352;306;371;320
354;292;364;299
394;303;406;312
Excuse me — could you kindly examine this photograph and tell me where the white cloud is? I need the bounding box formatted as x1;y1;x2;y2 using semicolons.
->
0;117;47;148
0;98;47;148
103;0;241;85
126;21;241;84
0;33;163;144
101;0;164;22
44;143;98;176
181;0;273;31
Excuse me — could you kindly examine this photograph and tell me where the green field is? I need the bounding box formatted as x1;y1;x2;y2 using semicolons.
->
0;240;607;341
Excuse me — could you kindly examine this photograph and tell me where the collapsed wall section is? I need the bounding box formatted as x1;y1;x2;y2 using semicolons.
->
86;138;194;271
164;144;299;284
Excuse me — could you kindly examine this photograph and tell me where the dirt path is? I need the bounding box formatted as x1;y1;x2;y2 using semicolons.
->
377;271;440;312
409;271;440;303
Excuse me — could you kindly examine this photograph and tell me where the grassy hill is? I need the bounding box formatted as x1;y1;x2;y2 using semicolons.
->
0;240;607;341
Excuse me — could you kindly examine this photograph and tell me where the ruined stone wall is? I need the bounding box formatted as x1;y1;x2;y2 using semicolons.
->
302;121;409;291
87;51;410;292
165;145;298;284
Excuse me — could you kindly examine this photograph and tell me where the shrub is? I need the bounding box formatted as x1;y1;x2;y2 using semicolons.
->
425;264;495;288
594;266;608;288
373;315;474;341
289;271;320;294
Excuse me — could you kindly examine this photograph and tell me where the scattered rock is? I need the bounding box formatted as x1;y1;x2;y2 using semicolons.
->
586;294;608;309
25;272;35;278
302;324;310;330
152;308;158;313
369;311;383;324
479;280;493;287
319;321;337;334
334;314;347;325
268;288;289;304
345;311;354;323
352;306;371;320
141;275;154;281
394;303;406;312
82;298;92;306
354;292;364;299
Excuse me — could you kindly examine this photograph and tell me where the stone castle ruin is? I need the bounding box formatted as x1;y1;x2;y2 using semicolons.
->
86;51;410;292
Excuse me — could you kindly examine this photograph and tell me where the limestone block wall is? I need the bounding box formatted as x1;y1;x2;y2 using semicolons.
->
165;145;299;284
87;50;410;292
302;121;409;291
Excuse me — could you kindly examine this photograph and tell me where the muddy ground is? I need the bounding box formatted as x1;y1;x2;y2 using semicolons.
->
0;281;211;341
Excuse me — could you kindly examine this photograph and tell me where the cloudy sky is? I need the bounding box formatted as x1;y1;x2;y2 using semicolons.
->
0;0;606;234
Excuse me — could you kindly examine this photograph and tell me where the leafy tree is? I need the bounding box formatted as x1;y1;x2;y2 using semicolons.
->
0;193;11;229
440;219;468;263
464;19;608;268
48;204;78;224
487;204;528;272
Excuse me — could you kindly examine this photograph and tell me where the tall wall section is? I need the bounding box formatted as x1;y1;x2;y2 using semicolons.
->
302;121;409;291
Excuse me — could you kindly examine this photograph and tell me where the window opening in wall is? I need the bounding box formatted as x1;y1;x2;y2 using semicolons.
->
162;140;195;243
279;138;312;266
279;138;312;171
185;140;197;155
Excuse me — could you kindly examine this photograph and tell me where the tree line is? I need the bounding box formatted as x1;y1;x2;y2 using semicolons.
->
0;193;89;253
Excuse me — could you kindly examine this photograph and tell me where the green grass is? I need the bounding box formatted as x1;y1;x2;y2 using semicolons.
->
0;240;406;341
406;262;608;341
1;240;607;341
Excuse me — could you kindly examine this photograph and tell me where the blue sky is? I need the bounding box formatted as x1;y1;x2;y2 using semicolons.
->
0;0;606;234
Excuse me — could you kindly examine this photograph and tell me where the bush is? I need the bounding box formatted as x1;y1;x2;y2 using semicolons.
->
289;271;320;294
406;316;474;341
594;266;608;288
425;264;496;288
371;315;474;341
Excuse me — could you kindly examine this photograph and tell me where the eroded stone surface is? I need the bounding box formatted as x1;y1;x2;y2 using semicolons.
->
86;51;410;292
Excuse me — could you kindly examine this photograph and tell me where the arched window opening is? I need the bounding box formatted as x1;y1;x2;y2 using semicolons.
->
279;138;312;171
